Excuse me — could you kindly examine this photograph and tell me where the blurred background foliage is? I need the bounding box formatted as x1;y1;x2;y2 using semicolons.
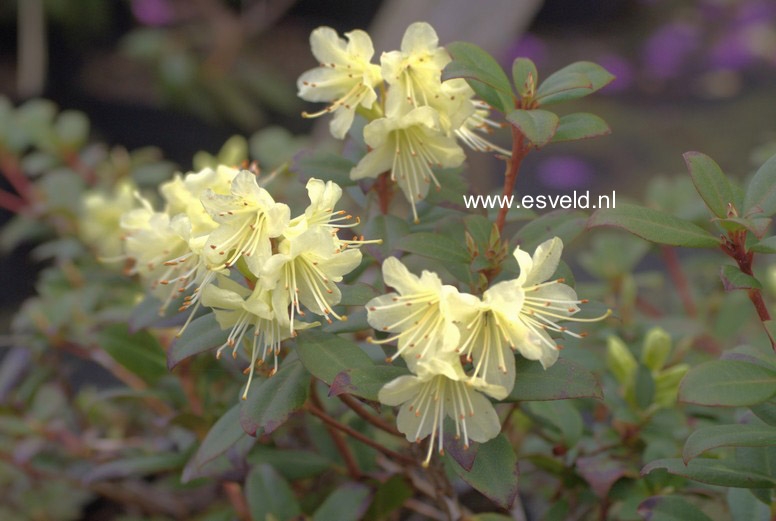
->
2;0;776;520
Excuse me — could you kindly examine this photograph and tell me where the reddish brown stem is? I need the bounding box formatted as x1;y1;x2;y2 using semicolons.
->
305;403;415;466
223;482;250;521
494;128;527;234
0;189;26;213
375;171;393;214
661;246;696;317
310;386;361;478
339;393;403;437
0;151;33;200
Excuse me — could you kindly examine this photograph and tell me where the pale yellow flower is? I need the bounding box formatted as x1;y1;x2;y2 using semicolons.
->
298;27;382;139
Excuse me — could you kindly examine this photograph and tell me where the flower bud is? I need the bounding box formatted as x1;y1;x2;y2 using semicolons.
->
606;335;637;385
641;327;671;371
654;363;689;407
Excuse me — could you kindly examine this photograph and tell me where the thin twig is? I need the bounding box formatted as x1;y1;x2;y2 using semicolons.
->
310;385;362;479
339;393;403;437
660;246;696;317
223;482;250;521
305;403;415;465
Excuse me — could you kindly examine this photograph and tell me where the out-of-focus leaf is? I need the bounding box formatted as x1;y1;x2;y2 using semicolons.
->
363;475;413;521
85;451;189;483
575;455;627;498
527;400;583;445
396;232;470;264
641;458;776;488
312;483;371;521
511;209;587;253
245;464;301;521
634;364;656;409
182;404;249;483
588;203;721;248
750;236;776;253
448;434;518;509
336;283;378;307
637;496;713;521
363;214;409;261
679;360;776;407
292;150;356;187
98;324;166;384
240;359;309;436
683;424;776;463
506;357;602;401
727;487;771;521
248;447;331;480
168;313;227;370
295;330;373;386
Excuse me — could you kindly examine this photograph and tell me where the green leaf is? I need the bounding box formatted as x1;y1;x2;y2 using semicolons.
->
464;214;493;250
240;359;309;436
751;401;776;426
536;61;615;105
551;112;611;143
749;236;776;253
744;153;776;217
727;487;771;521
448;434;519;509
527;400;583;446
245;464;302;521
641;458;776;488
363;214;409;261
312;483;371;521
248;446;331;480
396;232;470;264
512;57;538;98
443;41;514;112
588;203;721;248
54;110;89;148
634;364;656;409
471;515;514;521
511;209;587;253
98;324;166;384
507;357;602;401
637;496;713;521
363;475;413;521
683;424;776;463
338;283;378;306
328;365;409;402
506;109;559;147
720;264;762;291
536;72;592;103
679;360;776;407
292;150;357;187
683;152;736;218
168;313;227;369
296;330;373;386
182;404;250;483
85;451;188;483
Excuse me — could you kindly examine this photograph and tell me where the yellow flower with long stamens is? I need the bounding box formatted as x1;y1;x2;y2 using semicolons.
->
350;102;465;223
201;170;290;275
261;227;362;332
381;22;474;134
454;100;511;156
378;354;504;466
365;257;461;370
297;27;382;139
512;237;611;363
201;277;314;399
160;165;238;236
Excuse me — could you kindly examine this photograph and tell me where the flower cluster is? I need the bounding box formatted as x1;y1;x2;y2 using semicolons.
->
117;166;369;398
369;237;609;465
297;22;506;222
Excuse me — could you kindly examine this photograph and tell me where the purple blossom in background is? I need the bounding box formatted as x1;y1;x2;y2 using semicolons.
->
709;31;756;70
537;156;594;190
735;0;776;26
131;0;174;26
503;34;548;68
597;54;633;92
643;22;700;79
